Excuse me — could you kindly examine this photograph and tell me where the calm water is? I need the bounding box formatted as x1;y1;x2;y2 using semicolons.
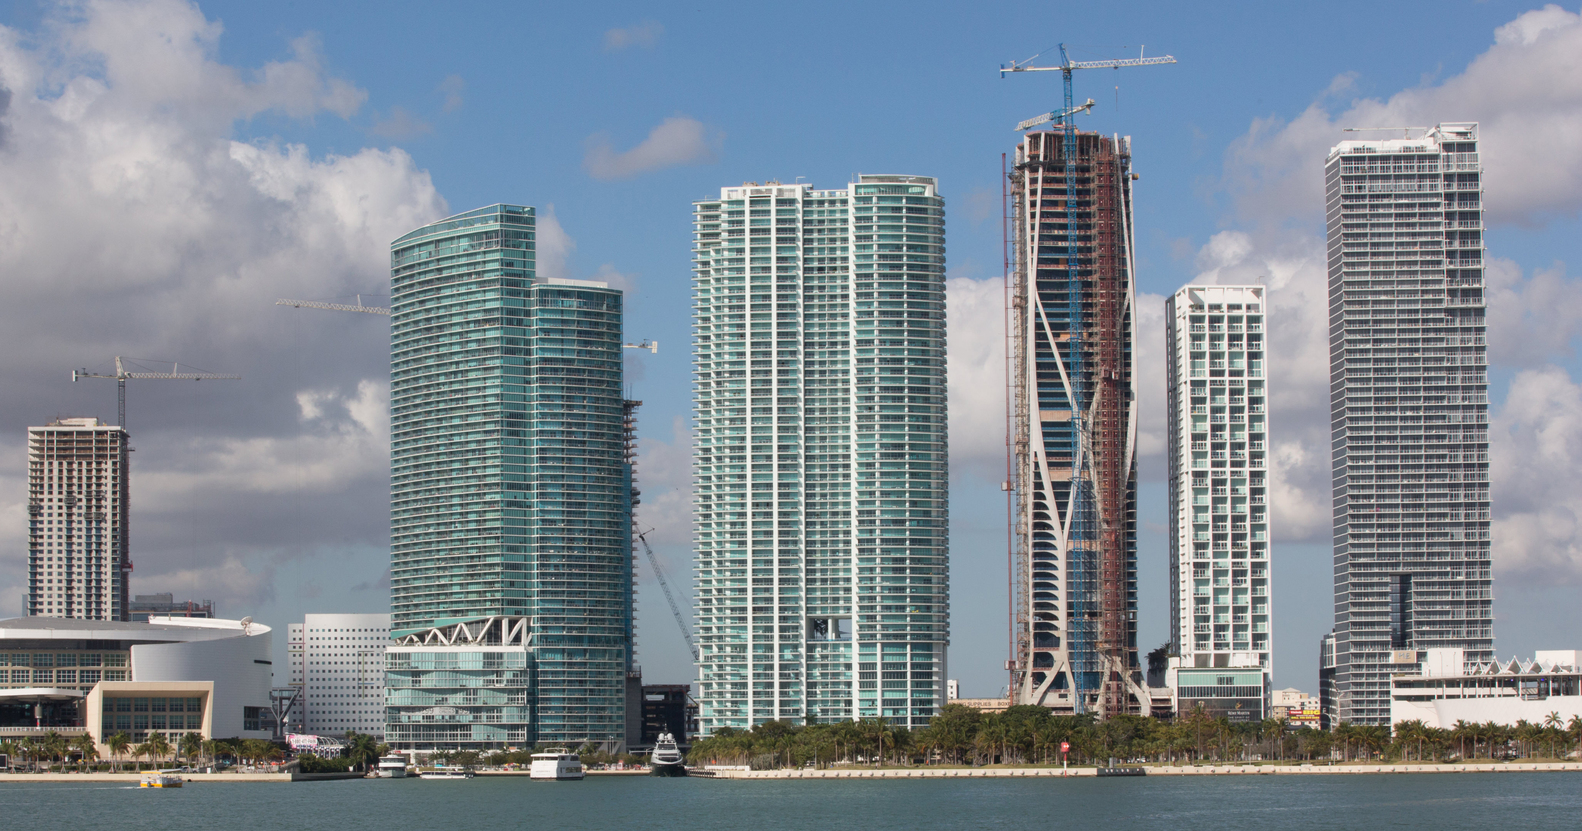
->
1;773;1578;830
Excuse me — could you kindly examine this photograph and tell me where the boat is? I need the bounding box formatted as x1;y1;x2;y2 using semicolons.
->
420;766;474;779
529;748;584;780
140;772;184;788
376;755;408;778
649;732;686;777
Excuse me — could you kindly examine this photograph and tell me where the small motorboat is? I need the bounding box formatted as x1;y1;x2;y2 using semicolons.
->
649;732;686;777
140;772;184;788
529;749;584;780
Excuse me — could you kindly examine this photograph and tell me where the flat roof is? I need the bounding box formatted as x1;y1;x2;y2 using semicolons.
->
0;616;269;646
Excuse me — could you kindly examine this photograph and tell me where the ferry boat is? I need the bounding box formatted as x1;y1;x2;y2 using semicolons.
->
420;766;474;780
529;749;584;780
376;755;408;778
140;772;184;788
649;732;686;777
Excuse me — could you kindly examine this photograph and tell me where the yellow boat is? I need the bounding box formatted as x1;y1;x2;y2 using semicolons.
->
140;772;184;788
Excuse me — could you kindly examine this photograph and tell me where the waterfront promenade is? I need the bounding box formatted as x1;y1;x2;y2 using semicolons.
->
697;761;1582;779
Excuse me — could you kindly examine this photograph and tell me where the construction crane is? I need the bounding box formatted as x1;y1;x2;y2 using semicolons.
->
275;296;391;315
623;340;658;353
71;357;240;587
637;530;698;662
72;357;242;433
1003;45;1173;719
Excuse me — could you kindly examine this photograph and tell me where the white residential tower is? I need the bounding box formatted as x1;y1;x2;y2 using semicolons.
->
1165;285;1272;721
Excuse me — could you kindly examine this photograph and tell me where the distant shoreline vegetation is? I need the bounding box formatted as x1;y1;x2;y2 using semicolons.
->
685;705;1582;769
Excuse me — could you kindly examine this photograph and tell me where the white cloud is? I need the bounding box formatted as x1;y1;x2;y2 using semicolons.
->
603;21;663;52
0;0;445;599
591;262;639;296
534;204;574;281
1491;365;1582;584
1485;257;1582;367
1224;5;1582;229
584;115;721;180
944;276;1006;482
636;415;693;548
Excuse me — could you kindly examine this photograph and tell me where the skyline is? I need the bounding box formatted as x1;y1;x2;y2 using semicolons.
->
1;1;1580;699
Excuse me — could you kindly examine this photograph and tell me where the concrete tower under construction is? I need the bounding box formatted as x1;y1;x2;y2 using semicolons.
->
1009;130;1148;717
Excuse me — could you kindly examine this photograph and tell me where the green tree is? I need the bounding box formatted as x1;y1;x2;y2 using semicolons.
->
107;732;131;772
72;732;99;769
178;732;202;765
344;732;381;772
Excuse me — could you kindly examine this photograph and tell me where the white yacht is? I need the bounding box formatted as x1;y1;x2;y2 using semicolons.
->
421;766;474;780
376;754;408;778
529;749;585;780
649;732;686;776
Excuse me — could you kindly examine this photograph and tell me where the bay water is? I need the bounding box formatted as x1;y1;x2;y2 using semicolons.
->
1;772;1577;830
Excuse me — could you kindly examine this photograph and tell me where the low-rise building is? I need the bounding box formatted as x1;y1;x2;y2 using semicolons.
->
0;616;274;754
1166;653;1268;723
1390;648;1582;730
128;593;214;623
1271;687;1321;727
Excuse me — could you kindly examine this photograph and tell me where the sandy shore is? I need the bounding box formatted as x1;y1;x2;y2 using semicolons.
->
697;761;1582;779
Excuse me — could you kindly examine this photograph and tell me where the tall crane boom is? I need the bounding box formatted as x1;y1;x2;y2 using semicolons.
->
637;531;699;662
276;297;391;315
72;356;241;430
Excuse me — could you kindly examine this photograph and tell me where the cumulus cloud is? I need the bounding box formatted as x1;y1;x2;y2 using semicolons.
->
1485;257;1582;367
584;115;721;180
534;204;575;281
1193;5;1582;548
1224;4;1582;229
944;276;1007;482
0;0;446;617
603;20;663;52
1491;366;1582;583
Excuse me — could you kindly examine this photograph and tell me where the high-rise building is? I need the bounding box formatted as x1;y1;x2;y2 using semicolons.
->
287;613;390;737
27;417;129;620
1164;284;1272;722
691;176;949;735
1008;130;1147;716
1324;122;1493;727
386;204;632;750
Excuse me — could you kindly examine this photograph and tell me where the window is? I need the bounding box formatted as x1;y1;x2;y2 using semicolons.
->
244;706;264;732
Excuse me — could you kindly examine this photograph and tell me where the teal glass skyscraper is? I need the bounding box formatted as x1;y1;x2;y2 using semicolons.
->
387;204;631;748
691;177;949;735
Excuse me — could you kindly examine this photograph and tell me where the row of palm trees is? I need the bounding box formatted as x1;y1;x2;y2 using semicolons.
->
1;731;291;772
686;705;1582;769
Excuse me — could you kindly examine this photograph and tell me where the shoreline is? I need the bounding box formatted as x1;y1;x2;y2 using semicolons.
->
695;761;1582;779
0;772;294;783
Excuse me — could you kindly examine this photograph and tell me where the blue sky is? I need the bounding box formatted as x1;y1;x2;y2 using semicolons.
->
0;0;1579;698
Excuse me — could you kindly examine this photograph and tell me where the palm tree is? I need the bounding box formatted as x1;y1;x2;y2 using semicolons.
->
144;732;173;768
107;732;131;772
345;732;380;772
0;739;18;772
1543;712;1563;759
178;732;202;766
72;733;99;770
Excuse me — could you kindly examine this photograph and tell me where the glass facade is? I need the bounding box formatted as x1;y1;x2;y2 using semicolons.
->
692;176;949;735
389;204;630;747
384;646;533;750
1324;124;1493;726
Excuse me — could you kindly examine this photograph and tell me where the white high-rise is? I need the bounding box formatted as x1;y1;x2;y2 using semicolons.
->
287;613;390;737
1324;123;1493;727
691;177;949;735
27;417;129;620
1164;286;1272;721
